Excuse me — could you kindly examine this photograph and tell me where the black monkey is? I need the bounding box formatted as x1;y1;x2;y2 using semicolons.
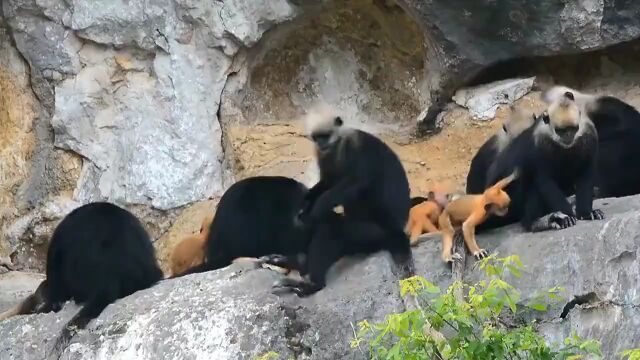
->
176;176;311;276
466;104;535;194
543;86;640;198
487;91;604;232
0;202;163;355
466;105;535;232
262;104;415;296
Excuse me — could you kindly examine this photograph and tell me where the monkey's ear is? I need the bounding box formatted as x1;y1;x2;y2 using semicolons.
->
564;91;575;101
334;117;343;127
484;203;493;213
542;112;550;124
427;191;435;201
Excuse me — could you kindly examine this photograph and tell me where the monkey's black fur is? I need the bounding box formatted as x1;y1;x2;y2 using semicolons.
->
40;202;163;355
178;176;311;276
585;96;640;198
410;196;429;207
264;124;414;297
466;135;501;195
486;112;601;232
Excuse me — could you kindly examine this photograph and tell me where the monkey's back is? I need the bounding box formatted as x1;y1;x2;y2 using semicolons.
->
47;202;162;304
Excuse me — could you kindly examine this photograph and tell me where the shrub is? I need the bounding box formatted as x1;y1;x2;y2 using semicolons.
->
351;254;603;360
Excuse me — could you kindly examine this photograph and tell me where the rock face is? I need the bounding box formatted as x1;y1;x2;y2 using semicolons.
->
1;195;638;359
2;0;296;210
4;0;640;215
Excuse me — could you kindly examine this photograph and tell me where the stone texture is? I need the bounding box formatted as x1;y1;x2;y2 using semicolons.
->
1;196;639;358
453;77;535;120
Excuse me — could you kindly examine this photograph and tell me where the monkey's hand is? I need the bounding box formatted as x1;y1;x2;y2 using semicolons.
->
577;209;604;221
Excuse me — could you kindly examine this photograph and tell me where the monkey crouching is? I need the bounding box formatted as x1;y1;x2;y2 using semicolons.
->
439;171;518;263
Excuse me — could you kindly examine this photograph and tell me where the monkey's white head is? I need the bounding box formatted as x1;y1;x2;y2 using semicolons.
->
303;103;349;152
541;91;585;146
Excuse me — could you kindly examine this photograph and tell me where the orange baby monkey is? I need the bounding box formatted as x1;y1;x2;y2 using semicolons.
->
405;186;454;246
438;171;518;263
169;214;214;277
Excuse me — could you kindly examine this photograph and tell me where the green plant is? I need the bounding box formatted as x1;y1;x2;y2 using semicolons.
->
351;254;603;360
253;351;280;360
621;349;640;360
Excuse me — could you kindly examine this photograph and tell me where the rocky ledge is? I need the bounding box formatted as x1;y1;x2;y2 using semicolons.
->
0;195;638;359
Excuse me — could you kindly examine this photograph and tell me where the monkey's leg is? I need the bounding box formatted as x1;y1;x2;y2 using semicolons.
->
461;214;487;259
524;184;576;232
422;219;440;234
574;164;604;221
534;173;575;217
272;227;343;297
51;289;115;357
409;220;424;246
438;212;459;263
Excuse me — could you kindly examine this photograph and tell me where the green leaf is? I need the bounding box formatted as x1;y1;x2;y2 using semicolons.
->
528;303;548;312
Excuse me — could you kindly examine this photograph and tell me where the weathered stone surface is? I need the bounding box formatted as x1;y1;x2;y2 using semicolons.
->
453;77;535;120
1;196;638;358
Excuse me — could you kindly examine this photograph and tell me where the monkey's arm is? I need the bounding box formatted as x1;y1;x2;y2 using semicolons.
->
574;159;604;220
534;171;574;216
308;177;366;221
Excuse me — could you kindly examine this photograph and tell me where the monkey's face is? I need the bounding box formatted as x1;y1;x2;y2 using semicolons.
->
545;91;581;145
427;189;453;209
485;190;511;217
310;116;344;152
503;106;535;139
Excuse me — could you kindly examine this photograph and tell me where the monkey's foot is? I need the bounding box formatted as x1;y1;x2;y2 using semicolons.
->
271;277;321;297
442;252;462;263
548;212;577;229
577;209;604;221
473;249;488;260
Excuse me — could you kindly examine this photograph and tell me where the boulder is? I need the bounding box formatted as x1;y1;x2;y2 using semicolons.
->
0;196;638;359
453;77;536;120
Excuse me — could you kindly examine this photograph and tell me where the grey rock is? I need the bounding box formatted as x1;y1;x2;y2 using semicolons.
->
2;3;81;78
400;0;640;127
51;40;230;210
452;77;535;120
2;196;638;358
69;0;178;51
0;271;45;313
